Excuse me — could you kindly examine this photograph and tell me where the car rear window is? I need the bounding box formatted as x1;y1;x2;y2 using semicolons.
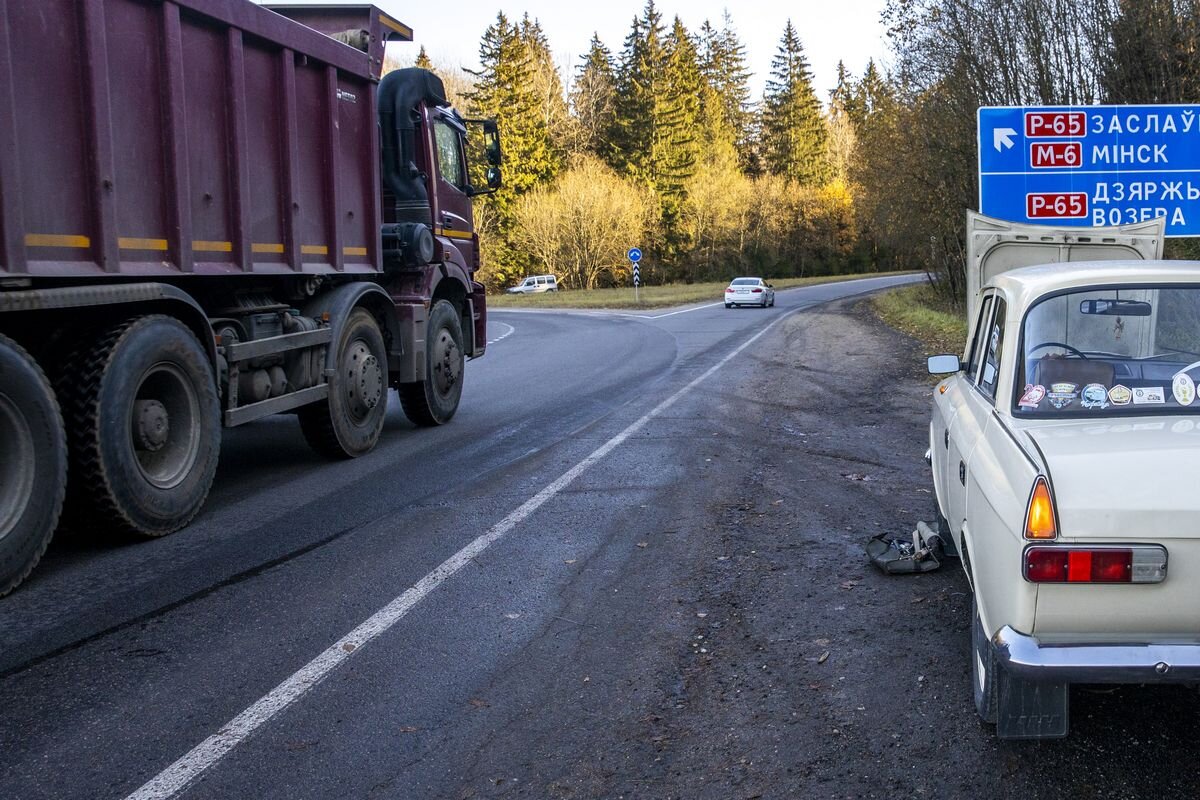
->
731;278;758;286
1016;285;1200;416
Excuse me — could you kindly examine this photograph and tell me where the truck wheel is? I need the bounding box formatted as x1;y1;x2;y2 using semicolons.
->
399;299;464;427
59;316;220;536
0;335;67;596
299;308;387;458
972;597;998;724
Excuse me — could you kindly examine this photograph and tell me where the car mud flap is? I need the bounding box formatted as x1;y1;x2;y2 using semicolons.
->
996;669;1069;739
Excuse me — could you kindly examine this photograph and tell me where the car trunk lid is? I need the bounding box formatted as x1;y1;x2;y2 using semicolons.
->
1022;418;1200;539
1023;417;1200;640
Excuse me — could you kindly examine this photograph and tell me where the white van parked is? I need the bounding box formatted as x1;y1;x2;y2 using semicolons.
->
508;275;559;293
506;275;558;294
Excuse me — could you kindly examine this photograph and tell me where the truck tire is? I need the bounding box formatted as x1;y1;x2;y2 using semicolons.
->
58;315;220;536
299;308;387;458
0;335;67;596
399;299;464;427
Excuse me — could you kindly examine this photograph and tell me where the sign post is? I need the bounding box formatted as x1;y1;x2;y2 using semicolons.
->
978;105;1200;235
627;247;642;303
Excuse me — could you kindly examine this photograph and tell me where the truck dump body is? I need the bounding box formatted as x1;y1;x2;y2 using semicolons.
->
0;0;493;597
0;0;407;279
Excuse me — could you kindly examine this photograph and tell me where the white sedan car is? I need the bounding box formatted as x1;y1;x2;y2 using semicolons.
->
928;214;1200;739
724;277;775;308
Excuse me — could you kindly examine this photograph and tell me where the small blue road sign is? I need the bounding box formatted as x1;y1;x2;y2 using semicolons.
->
627;247;642;263
979;105;1200;235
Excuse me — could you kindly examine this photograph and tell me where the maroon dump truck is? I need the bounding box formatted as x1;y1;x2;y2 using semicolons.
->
0;1;501;595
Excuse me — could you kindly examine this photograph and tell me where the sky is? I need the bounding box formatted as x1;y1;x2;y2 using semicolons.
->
265;1;890;100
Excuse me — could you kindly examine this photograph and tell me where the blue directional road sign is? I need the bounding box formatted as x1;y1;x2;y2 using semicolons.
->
978;105;1200;235
627;247;642;263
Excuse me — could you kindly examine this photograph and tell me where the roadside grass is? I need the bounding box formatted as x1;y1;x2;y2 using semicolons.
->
488;271;917;310
871;282;968;356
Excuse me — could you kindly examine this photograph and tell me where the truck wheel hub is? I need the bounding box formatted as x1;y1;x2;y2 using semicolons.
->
134;399;170;452
432;329;461;395
345;340;382;418
132;364;201;490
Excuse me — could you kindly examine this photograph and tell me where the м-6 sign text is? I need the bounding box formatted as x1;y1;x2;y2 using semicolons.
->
978;105;1200;236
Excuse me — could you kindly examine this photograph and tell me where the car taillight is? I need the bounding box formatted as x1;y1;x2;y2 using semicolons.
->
725;288;734;293
1024;546;1167;584
751;288;763;293
1023;476;1057;540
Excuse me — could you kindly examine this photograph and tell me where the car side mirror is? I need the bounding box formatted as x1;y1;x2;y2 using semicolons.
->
927;354;961;374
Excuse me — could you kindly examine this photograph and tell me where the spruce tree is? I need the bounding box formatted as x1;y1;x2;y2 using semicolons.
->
695;21;736;157
829;61;855;120
760;20;830;186
518;15;572;161
662;17;701;196
849;59;887;130
698;13;754;170
610;2;700;264
571;34;617;160
466;12;557;272
610;5;661;180
415;45;433;71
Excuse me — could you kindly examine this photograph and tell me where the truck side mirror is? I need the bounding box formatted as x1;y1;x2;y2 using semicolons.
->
486;166;501;189
482;119;501;165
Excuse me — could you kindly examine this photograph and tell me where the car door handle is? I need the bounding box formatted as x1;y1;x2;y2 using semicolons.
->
958;460;966;486
944;429;949;449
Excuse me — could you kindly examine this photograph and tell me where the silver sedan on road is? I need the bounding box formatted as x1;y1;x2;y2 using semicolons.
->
724;277;775;308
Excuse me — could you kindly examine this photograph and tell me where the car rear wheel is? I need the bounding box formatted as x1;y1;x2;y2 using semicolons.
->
972;596;998;724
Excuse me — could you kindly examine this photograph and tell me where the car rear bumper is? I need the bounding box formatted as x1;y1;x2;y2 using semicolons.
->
993;625;1200;683
727;296;766;304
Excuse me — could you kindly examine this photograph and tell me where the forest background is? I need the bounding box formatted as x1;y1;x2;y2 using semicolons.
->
388;0;1200;308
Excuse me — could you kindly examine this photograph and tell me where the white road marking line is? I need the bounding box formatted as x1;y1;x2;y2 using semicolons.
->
646;301;724;318
124;307;795;800
486;322;515;346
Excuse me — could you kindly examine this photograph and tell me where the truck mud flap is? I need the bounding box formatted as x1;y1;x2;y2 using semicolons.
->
996;669;1069;739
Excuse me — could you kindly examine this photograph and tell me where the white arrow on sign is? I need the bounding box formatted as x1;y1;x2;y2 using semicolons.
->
993;127;1017;152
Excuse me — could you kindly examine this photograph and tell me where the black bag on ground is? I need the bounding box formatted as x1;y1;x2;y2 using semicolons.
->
866;531;941;574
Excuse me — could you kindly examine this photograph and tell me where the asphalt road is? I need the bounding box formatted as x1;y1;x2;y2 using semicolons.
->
3;273;1199;800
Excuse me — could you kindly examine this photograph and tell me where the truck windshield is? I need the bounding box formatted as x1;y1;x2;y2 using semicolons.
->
1016;285;1200;415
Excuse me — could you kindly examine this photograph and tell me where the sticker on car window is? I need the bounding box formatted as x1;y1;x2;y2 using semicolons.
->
1081;383;1109;410
1132;386;1166;405
1018;384;1046;408
1047;382;1078;409
1108;384;1132;406
1172;373;1196;406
